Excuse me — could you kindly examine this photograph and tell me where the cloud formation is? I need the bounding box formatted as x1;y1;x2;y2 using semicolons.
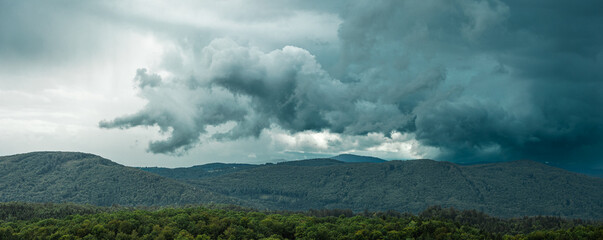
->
100;0;603;166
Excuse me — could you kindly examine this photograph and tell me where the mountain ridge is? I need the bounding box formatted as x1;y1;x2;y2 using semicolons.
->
184;158;603;219
0;151;246;207
1;151;601;219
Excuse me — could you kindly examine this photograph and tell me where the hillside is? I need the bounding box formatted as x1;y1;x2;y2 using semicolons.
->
276;158;345;167
140;157;359;180
0;152;243;206
185;159;603;219
2;152;602;219
140;163;259;180
461;160;603;217
139;158;346;181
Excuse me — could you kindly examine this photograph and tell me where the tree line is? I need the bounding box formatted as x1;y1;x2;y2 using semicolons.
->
0;202;601;239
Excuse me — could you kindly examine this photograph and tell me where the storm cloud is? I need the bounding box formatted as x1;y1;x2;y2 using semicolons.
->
100;0;603;165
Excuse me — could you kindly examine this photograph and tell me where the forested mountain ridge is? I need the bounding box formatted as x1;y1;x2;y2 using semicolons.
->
185;159;603;219
1;152;602;220
138;155;375;180
140;162;259;180
0;152;244;207
461;160;603;217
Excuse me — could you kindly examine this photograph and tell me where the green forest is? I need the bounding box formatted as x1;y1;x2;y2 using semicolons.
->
4;152;602;220
0;203;601;240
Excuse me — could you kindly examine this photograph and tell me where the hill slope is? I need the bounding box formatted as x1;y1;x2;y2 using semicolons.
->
140;163;259;180
2;152;601;219
185;159;603;219
139;158;346;180
0;152;243;206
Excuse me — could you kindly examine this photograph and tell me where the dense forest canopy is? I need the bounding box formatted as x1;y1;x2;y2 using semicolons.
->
0;203;601;240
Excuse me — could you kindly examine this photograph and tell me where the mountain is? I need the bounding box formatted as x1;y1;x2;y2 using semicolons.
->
461;160;603;217
459;160;603;178
140;162;259;180
2;152;602;219
0;152;243;206
330;154;386;163
185;159;603;219
142;157;384;182
276;158;345;166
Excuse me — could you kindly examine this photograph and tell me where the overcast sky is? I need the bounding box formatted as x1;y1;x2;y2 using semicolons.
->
1;0;601;168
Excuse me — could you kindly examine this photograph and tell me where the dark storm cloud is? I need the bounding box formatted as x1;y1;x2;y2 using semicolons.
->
101;0;603;166
330;0;603;165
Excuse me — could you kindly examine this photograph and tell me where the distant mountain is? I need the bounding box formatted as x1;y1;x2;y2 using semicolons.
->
140;158;347;180
2;152;602;219
330;154;386;163
186;159;603;219
276;158;345;167
0;152;243;206
140;162;259;180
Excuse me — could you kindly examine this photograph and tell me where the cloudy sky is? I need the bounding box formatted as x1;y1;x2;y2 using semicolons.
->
1;0;602;168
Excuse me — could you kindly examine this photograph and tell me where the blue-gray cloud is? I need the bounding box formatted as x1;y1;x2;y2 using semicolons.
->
100;0;603;166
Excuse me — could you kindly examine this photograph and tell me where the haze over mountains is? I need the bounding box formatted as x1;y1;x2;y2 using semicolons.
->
1;152;601;220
